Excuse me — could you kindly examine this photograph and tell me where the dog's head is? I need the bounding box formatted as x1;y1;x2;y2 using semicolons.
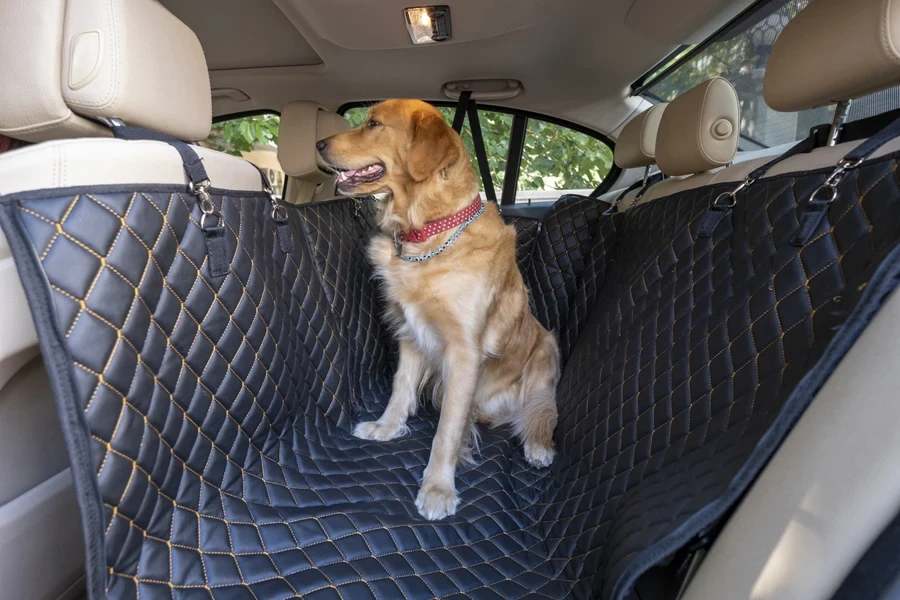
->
316;100;476;225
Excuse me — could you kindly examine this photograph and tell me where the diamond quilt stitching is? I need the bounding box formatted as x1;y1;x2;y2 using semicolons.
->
8;156;900;599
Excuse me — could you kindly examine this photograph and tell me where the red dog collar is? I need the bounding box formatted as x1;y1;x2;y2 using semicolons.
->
398;195;484;243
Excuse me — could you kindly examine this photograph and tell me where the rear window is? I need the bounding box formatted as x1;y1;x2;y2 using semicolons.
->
640;0;900;149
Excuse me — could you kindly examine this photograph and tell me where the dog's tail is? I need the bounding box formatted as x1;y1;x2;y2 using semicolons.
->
513;330;560;452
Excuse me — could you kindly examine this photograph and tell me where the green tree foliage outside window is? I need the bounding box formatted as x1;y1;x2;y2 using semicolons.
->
343;105;612;198
204;114;281;156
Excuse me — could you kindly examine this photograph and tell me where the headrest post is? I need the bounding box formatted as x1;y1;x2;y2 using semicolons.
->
96;117;126;129
827;100;852;147
642;165;650;186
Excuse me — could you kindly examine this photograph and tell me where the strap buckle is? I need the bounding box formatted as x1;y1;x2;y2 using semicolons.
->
812;157;865;204
263;184;289;223
712;175;755;210
191;179;221;231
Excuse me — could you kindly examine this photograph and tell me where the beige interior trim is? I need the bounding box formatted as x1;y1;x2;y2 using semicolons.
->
0;139;265;197
0;228;39;391
637;171;719;205
285;177;343;205
0;469;84;600
633;137;900;204
683;287;900;600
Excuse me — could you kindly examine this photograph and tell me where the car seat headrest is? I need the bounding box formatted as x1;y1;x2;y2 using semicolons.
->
765;0;900;112
277;101;350;182
656;77;740;177
615;103;668;169
0;0;211;143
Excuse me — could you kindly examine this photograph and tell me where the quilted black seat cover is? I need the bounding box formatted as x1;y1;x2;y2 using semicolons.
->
3;152;900;600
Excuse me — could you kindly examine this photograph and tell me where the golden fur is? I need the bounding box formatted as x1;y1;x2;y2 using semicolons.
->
317;99;559;520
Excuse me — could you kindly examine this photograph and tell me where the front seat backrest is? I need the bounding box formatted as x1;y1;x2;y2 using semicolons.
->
0;2;263;599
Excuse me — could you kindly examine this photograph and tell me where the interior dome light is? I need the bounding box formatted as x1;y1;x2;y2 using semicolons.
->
404;6;451;44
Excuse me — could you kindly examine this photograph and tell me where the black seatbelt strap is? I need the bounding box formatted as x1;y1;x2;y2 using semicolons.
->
451;90;472;134
502;116;528;205
793;115;900;246
696;130;820;238
467;102;497;201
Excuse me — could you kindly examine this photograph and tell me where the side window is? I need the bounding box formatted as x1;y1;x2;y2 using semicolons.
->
517;119;614;201
344;106;368;128
200;113;283;196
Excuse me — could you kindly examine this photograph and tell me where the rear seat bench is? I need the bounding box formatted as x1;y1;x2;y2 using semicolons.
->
3;0;900;599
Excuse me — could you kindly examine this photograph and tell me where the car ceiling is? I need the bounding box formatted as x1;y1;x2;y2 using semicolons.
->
159;0;756;137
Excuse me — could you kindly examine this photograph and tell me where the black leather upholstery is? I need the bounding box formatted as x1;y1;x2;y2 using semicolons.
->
3;152;900;599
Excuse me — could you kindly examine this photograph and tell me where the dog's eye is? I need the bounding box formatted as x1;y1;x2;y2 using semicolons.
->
367;119;381;128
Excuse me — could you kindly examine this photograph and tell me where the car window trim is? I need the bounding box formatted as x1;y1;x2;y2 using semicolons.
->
502;115;528;205
629;0;770;98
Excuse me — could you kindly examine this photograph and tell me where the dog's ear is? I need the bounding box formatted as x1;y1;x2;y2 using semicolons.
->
407;111;460;182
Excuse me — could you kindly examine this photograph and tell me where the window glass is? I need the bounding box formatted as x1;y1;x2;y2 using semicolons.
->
642;0;900;148
342;104;613;202
344;106;510;197
200;113;283;195
436;107;511;198
517;119;614;201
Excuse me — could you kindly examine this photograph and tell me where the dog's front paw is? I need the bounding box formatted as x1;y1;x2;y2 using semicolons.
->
415;482;459;520
353;420;408;442
524;442;555;468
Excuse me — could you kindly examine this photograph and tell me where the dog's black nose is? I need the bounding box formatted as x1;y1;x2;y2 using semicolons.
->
316;139;328;152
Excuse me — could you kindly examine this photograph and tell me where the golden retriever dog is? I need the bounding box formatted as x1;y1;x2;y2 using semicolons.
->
316;99;559;520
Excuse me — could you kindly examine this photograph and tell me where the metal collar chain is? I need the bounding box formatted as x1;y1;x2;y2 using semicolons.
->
393;201;485;263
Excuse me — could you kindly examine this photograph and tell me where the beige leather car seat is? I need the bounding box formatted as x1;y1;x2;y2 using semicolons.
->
0;1;266;598
638;77;741;205
681;0;900;597
598;103;667;210
278;101;350;205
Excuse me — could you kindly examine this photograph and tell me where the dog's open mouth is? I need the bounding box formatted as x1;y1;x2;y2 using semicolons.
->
335;163;386;188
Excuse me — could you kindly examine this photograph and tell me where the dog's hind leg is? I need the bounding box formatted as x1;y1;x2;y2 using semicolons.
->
515;331;559;468
354;340;427;441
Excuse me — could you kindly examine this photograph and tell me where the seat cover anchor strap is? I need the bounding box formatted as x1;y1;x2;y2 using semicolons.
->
697;131;820;238
252;165;294;255
108;123;231;277
793;115;900;246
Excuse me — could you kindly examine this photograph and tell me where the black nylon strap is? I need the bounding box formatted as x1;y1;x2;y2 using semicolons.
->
249;164;294;255
793;114;900;246
747;131;819;181
697;131;821;238
843;114;900;163
110;125;210;185
451;91;472;134
467;103;497;201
